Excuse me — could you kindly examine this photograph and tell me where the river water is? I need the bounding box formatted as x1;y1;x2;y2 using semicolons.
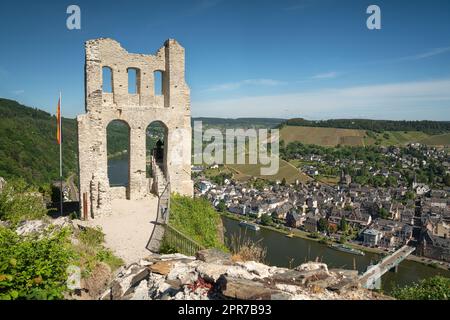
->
108;156;129;187
222;216;449;293
108;157;450;293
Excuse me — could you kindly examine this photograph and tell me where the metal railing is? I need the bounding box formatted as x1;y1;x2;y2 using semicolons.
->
162;224;205;256
146;153;171;252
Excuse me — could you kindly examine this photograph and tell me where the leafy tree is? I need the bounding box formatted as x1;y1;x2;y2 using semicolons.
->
379;207;390;219
252;179;268;191
328;224;338;234
405;191;415;200
444;174;450;187
386;176;397;187
217;200;226;212
392;276;450;300
339;217;349;232
260;214;272;226
318;218;329;232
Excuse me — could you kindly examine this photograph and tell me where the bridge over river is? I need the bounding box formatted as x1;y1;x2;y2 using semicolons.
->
359;245;416;289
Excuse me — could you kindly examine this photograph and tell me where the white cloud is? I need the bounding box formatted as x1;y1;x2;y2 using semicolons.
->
193;79;450;120
387;47;450;63
205;78;286;92
311;71;338;79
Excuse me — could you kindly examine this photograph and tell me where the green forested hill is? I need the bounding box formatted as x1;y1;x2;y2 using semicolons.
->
284;118;450;134
0;98;78;186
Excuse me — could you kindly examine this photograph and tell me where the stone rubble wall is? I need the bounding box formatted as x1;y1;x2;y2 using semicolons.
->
78;38;193;218
99;249;392;300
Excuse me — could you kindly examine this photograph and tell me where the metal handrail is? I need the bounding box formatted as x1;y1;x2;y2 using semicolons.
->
146;151;171;252
163;224;205;256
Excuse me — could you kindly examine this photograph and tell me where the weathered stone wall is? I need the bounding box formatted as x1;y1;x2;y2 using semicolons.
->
78;38;193;218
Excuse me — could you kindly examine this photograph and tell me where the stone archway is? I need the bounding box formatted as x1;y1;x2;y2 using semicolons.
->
146;120;168;179
106;119;131;199
77;38;193;219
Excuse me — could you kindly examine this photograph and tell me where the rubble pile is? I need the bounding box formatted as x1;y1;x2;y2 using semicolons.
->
99;249;391;300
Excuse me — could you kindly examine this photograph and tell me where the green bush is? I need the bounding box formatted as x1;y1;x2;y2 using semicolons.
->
0;226;74;300
170;194;226;250
392;276;450;300
0;179;48;225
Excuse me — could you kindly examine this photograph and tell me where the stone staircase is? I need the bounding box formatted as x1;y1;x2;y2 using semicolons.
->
146;159;170;253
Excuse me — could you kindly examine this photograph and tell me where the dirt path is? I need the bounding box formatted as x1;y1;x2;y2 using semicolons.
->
85;196;158;265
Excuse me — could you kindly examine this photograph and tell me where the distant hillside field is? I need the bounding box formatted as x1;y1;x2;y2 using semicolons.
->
285;118;450;134
280;125;450;147
280;126;367;147
418;133;450;146
226;159;311;184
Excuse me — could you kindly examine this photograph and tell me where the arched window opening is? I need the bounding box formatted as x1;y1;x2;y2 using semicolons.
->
107;120;130;191
102;66;113;93
154;71;163;96
146;121;168;179
128;68;140;94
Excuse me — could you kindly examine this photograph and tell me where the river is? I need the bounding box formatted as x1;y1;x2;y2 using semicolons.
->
222;216;449;293
108;155;129;187
108;157;450;293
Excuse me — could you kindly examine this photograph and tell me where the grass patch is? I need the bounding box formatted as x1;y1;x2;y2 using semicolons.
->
72;226;124;278
170;194;227;251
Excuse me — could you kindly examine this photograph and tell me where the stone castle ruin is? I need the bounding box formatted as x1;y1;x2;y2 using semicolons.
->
77;38;193;218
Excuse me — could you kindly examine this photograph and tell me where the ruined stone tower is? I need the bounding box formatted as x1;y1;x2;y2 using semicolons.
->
77;38;193;218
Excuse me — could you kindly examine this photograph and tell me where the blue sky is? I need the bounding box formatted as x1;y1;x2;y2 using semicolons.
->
0;0;450;120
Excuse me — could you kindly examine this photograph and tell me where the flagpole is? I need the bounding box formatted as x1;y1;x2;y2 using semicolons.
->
59;91;63;216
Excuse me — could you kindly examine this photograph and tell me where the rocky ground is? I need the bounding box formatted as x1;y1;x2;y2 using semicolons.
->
97;249;392;300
